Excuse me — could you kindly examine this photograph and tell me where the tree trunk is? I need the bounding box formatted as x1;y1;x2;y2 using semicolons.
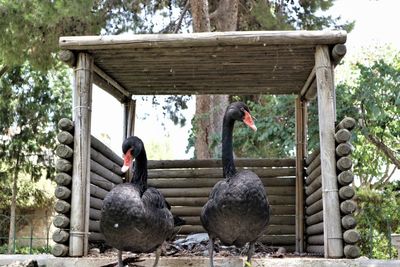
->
8;153;20;253
191;0;237;159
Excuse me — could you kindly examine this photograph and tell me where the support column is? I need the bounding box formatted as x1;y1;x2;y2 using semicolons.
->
295;96;307;253
123;99;136;140
69;53;93;256
315;45;343;258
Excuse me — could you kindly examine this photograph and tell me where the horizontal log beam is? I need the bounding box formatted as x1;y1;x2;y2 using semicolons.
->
343;229;360;244
307;234;324;245
91;171;115;192
148;158;296;169
336;117;356;132
58;118;74;132
335;129;351;143
148;177;295;188
305;175;321;196
55;173;72;186
331;44;347;66
90;208;102;221
336;142;353;157
55;186;71;200
177;224;295;235
91;159;123;185
52;244;69;257
89;220;101;232
306;222;323;235
344;245;361;259
337;157;352;172
338;171;354;186
306;210;323;226
53;229;69;244
88;232;105;243
258;235;295;245
340;200;357;215
91;148;124;176
91;135;123;166
90;196;103;210
305;166;321;186
306;199;323;216
57;131;74;146
305;155;320;175
305;187;322;206
90;184;109;200
306;245;324;254
305;148;320;166
56;144;74;159
55;159;72;173
54;200;71;214
171;205;295;216
53;214;70;228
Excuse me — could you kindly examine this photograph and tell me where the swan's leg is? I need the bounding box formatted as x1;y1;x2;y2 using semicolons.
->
153;246;161;267
208;238;215;267
246;241;255;264
117;250;123;267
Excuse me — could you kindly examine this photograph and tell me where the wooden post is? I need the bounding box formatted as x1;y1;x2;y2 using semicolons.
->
295;97;306;253
315;45;343;258
123;99;136;140
69;52;93;256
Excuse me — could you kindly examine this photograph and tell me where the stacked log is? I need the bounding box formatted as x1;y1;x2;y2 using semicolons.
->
88;135;124;242
52;118;74;257
89;158;297;251
335;117;360;259
304;148;324;255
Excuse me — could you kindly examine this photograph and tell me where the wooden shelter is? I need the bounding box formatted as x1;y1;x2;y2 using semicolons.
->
57;31;353;258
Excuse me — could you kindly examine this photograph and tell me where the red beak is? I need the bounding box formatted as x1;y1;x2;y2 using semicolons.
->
121;149;133;173
243;110;257;131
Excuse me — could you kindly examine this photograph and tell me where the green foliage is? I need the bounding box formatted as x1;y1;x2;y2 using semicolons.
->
335;47;400;188
356;183;400;259
0;244;51;254
0;63;71;208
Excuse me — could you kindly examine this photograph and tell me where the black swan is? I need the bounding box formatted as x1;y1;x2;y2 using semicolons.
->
100;136;176;267
200;102;271;267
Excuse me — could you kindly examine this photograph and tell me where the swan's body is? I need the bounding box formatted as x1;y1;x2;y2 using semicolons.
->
100;136;174;267
201;102;270;266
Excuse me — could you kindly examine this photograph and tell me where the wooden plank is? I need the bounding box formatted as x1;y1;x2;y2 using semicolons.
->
90;171;115;192
306;210;323;226
179;215;295;226
177;224;295;235
305;147;320;167
93;72;127;102
305;175;322;196
69;52;93;257
339;186;355;200
307;234;324;245
295;97;306;253
315;45;343;258
305;187;322;206
91;135;123;166
306;199;323;216
90;147;124;176
93;64;130;99
147;158;295;169
305;165;321;186
341;215;357;230
306;222;324;235
60;31;347;50
147;177;295;188
305;155;320;175
335;117;356;131
90;196;103;210
90;159;123;185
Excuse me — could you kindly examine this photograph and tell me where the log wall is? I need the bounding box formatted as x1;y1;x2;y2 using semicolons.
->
304;117;360;258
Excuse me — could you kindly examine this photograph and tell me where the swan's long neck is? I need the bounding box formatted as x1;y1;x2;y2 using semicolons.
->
222;113;237;178
132;149;148;194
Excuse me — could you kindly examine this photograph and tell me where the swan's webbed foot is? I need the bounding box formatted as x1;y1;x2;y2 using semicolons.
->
245;241;255;266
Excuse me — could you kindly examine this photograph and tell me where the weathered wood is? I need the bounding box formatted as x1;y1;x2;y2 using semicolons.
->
90;148;123;176
177;224;295;235
89;220;101;232
305;175;322;196
343;229;360;244
53;229;70;243
60;31;347;50
148;177;295;188
90;159;123;185
93;72;127;102
336;117;356;131
91;135;123;166
335;129;351;143
180;215;295;226
53;214;70;228
307;234;324;245
90;196;103;210
306;210;323;226
306;222;324;235
56;144;74;159
55;173;72;186
147;158;296;169
70;52;93;257
89;208;102;220
55;186;71;200
306;245;324;254
305;148;320;166
54;200;71;214
90;171;115;191
90;184;109;200
300;66;316;98
342;215;357;230
59;50;76;67
295;96;307;253
52;244;69;257
305;166;321;186
306;199;323;216
55;159;72;173
258;235;295;245
58;118;74;132
339;186;355;200
306;155;320;175
171;205;295;216
331;44;347;66
57;131;74;146
336;142;353;157
305;187;322;206
338;171;354;186
148;167;296;179
344;245;361;259
93;64;131;99
337;157;352;171
304;79;317;101
158;186;295;197
340;200;357;215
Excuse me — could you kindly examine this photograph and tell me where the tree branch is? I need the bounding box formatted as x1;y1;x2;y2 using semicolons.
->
174;0;190;33
0;65;8;77
365;132;400;169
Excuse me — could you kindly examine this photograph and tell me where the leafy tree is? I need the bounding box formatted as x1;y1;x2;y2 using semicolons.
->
0;63;72;252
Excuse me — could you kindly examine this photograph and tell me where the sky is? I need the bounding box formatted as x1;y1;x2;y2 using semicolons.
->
90;0;400;158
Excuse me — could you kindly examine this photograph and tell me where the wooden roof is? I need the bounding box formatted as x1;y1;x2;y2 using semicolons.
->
59;31;347;101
